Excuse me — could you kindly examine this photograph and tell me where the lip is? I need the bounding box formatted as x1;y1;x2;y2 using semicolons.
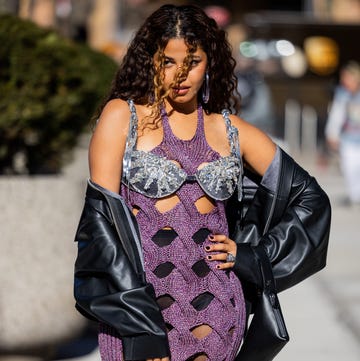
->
173;86;190;96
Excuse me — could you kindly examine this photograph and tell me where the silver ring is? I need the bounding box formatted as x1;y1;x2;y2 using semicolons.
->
226;252;236;263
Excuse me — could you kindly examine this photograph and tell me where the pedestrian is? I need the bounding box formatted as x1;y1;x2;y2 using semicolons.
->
73;4;331;361
325;61;360;206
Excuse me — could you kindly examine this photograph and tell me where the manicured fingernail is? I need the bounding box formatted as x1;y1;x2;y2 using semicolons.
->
208;235;214;240
207;255;212;260
216;265;220;269
205;246;211;251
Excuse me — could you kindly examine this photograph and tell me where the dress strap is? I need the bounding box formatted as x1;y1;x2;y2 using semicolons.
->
160;104;204;142
159;105;173;139
122;100;138;187
221;109;240;158
196;104;205;134
221;109;243;201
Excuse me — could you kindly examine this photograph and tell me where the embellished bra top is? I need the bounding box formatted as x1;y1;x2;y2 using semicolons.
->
122;100;243;201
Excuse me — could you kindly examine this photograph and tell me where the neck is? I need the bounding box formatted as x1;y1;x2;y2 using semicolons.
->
164;98;199;115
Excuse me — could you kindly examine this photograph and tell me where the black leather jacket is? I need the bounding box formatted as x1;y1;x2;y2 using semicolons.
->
74;181;170;360
74;148;331;360
228;149;331;294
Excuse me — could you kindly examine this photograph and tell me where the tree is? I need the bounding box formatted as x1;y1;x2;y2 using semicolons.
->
0;14;117;174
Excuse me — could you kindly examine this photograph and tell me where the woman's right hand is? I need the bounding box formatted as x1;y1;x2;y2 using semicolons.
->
146;358;170;361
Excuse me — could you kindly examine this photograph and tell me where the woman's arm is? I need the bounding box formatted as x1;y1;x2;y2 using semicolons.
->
89;98;130;192
325;89;348;151
75;100;171;359
204;116;276;271
230;114;277;177
226;117;331;292
257;155;331;291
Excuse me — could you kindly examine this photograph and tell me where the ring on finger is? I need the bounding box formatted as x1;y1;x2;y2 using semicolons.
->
226;252;236;263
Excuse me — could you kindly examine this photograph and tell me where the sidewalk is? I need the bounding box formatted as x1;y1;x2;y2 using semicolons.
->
275;156;360;361
58;154;360;361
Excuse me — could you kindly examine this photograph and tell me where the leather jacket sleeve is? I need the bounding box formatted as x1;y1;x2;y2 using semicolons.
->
74;182;170;360
228;148;331;292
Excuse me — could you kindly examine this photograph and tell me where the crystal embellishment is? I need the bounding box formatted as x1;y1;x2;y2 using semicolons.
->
125;150;241;200
122;100;243;201
196;156;241;200
128;150;187;198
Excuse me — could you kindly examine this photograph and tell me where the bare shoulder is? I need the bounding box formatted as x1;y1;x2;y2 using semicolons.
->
229;114;277;176
89;98;132;192
95;98;131;134
90;98;131;154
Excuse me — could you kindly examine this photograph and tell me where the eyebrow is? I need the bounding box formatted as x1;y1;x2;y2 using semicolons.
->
163;55;202;60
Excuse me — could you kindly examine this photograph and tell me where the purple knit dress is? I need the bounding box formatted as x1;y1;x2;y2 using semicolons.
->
98;104;246;361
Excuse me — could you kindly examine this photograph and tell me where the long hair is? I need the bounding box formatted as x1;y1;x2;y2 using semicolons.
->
98;4;239;127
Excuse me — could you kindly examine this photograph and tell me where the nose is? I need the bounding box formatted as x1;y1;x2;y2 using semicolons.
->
172;65;186;83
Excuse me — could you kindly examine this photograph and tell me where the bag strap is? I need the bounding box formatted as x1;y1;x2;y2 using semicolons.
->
277;150;295;214
263;148;295;233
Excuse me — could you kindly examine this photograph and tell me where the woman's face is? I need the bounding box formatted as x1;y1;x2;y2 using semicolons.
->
155;38;208;107
341;69;360;94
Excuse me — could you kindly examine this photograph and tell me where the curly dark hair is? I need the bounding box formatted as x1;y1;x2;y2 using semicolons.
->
99;4;239;125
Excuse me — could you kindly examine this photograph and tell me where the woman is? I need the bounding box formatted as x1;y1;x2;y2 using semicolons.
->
74;4;331;361
325;61;360;206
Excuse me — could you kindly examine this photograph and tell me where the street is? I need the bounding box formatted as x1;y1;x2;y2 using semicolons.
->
277;156;360;361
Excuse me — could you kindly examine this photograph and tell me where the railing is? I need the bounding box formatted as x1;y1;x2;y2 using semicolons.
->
284;99;318;157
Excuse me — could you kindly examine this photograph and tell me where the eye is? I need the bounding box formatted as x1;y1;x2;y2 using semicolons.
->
189;58;201;69
163;58;174;68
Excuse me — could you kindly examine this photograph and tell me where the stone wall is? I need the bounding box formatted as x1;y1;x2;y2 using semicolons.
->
0;142;90;357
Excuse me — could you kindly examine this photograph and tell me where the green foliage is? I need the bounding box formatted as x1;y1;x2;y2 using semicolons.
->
0;15;117;174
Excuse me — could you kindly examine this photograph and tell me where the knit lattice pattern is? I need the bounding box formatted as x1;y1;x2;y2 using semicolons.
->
98;106;246;361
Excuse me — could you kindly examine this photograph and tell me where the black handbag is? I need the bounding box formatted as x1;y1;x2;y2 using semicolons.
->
236;244;289;361
234;151;292;360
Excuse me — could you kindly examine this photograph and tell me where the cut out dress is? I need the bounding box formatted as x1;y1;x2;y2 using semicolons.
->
98;102;246;361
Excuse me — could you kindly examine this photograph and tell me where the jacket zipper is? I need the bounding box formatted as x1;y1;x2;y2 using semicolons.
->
269;292;288;338
274;307;288;338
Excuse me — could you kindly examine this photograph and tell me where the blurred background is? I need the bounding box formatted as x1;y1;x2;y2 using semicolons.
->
1;1;360;360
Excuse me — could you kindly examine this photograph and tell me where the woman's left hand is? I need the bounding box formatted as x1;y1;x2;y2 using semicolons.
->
205;234;237;270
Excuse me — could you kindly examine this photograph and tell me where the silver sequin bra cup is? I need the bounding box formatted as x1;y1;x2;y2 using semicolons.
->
126;150;241;200
122;100;243;201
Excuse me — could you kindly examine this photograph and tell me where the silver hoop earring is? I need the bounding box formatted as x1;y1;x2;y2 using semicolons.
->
202;71;210;104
